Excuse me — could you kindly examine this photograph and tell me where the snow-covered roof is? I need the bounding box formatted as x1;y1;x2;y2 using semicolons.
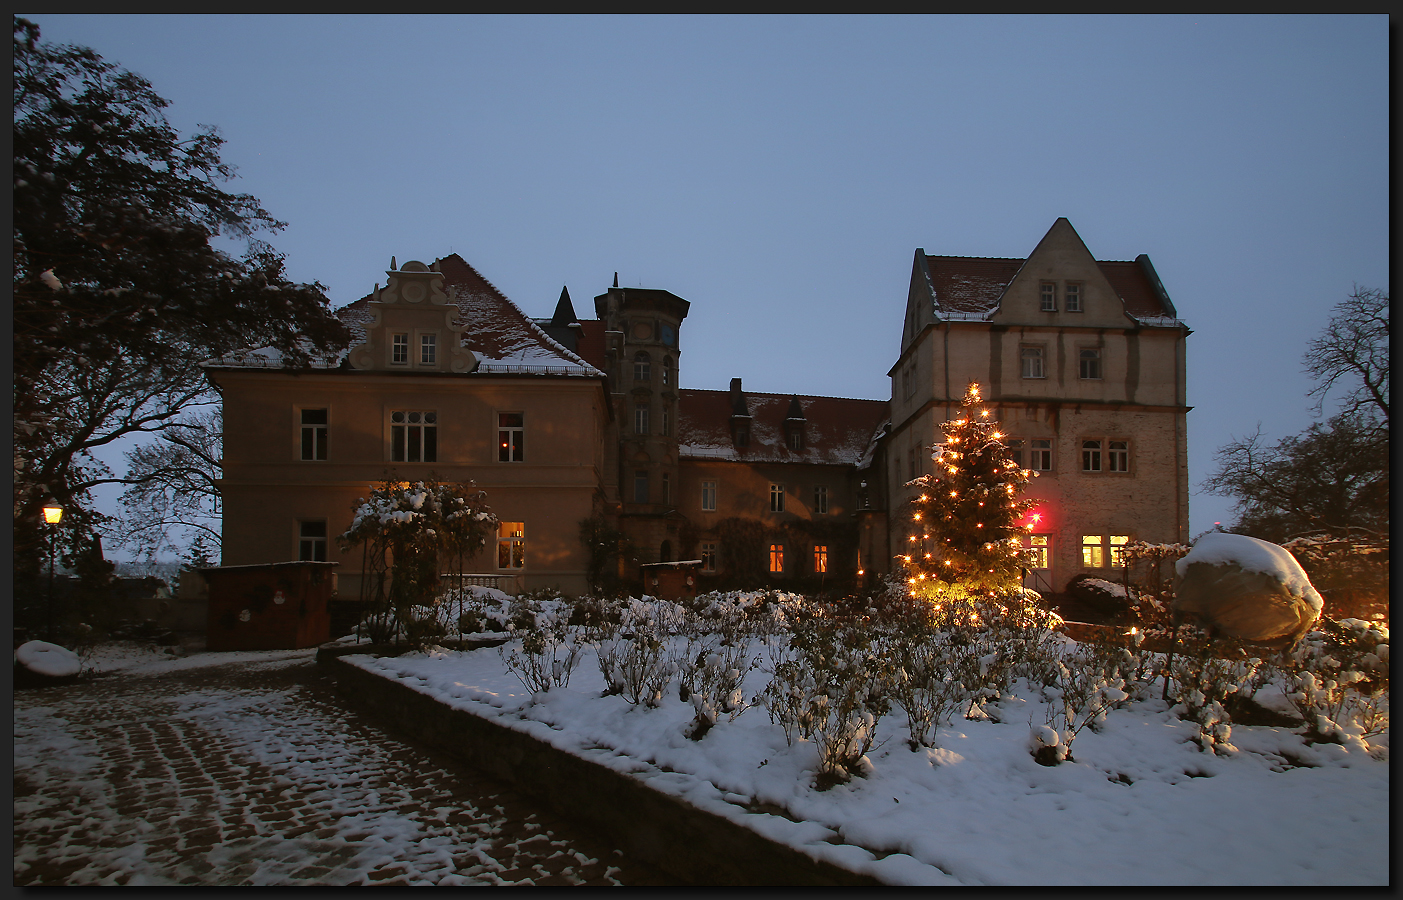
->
203;339;348;369
678;388;889;465
213;254;602;377
922;255;1184;325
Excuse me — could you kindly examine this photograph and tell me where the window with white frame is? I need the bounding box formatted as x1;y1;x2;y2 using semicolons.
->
498;412;524;462
420;333;437;365
1021;345;1046;379
1040;282;1057;311
391;410;437;462
1082;534;1105;568
701;481;717;511
391;333;410;365
701;541;717;572
1029;438;1053;471
298;520;327;562
300;408;328;461
1108;440;1130;472
634;403;649;435
633;351;651;382
1065;282;1082;312
1079;346;1102;380
768;542;784;573
813;485;829;514
769;483;785;513
497;522;525;569
1025;534;1049;569
1082;439;1103;472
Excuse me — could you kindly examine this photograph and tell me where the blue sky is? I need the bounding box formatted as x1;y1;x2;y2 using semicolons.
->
23;14;1389;546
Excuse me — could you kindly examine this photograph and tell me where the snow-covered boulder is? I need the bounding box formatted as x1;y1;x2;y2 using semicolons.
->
1065;574;1130;617
1172;533;1323;644
14;640;82;685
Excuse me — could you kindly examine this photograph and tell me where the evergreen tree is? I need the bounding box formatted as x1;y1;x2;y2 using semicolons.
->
900;382;1038;599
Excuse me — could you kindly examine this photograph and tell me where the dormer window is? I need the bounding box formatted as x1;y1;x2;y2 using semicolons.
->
392;333;410;365
787;430;804;451
734;422;749;447
420;333;437;366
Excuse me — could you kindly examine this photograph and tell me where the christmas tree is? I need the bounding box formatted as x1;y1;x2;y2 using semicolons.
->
901;382;1038;600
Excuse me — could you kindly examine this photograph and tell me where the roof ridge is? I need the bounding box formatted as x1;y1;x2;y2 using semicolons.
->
679;387;885;404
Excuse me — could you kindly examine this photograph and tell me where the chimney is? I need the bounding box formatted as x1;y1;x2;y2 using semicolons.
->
729;378;747;415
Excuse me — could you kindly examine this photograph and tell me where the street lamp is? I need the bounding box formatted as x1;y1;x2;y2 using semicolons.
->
42;504;63;641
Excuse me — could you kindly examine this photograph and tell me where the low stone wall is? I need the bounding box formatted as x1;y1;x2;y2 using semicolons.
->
316;648;881;886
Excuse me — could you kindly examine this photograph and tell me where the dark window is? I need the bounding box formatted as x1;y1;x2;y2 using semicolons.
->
498;412;524;462
301;408;328;461
391;410;437;462
1080;347;1102;380
299;520;327;562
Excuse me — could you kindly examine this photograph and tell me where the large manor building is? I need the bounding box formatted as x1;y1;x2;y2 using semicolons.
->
208;218;1190;599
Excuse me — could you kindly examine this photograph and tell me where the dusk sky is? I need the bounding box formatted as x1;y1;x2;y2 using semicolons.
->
24;14;1389;546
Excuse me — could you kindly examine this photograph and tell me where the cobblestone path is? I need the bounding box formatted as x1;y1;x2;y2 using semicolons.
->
13;650;673;886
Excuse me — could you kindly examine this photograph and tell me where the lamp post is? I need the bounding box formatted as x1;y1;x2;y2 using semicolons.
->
42;504;63;641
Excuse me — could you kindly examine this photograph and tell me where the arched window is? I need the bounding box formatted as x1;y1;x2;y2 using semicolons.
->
660;540;673;562
633;352;651;382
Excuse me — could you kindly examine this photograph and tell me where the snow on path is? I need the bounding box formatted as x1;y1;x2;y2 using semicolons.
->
13;649;666;886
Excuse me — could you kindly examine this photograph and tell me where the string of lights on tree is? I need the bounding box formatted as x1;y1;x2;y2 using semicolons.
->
901;381;1040;600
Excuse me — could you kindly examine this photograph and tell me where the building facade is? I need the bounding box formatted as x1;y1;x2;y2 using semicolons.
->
211;218;1189;599
883;218;1191;592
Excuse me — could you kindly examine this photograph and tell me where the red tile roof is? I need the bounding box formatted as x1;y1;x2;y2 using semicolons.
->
922;255;1176;319
678;388;889;465
336;254;601;376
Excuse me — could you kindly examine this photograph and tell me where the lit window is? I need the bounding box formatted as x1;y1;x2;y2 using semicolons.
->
1021;345;1045;379
1108;440;1130;473
813;544;828;574
813;485;828;515
497;522;525;569
298;520;327;562
1082;535;1105;568
1110;534;1131;567
391;410;437;462
1040;282;1057;312
1029;439;1053;471
391;333;409;365
700;541;717;572
1065;283;1082;312
1079;347;1102;380
634;471;649;504
300;408;328;461
420;333;437;365
1026;534;1049;569
633;351;651;382
701;481;717;512
768;543;784;574
1082;440;1102;472
498;412;524;462
769;483;785;513
634;404;649;435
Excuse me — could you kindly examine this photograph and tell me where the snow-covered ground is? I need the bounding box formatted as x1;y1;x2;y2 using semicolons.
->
345;636;1389;886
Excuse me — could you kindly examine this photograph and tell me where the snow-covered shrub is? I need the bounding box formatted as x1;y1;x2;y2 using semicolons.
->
1165;640;1261;754
587;597;681;707
1276;617;1389;747
674;628;757;739
438;584;513;635
1037;643;1135;764
684;589;805;638
883;610;978;750
498;595;584;694
758;604;891;788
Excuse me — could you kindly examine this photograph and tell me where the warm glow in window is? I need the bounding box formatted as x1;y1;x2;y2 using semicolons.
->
813;544;828;574
497;522;525;569
769;543;784;573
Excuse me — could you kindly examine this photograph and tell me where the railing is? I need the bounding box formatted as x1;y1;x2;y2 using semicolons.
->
440;573;514;590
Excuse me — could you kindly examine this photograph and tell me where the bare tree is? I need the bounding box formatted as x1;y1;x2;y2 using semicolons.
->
1304;286;1389;427
110;409;223;564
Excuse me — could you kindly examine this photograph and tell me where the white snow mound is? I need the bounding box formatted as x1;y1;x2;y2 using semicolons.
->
15;640;82;678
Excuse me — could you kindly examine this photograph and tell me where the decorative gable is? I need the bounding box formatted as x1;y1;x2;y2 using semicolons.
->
990;218;1135;329
347;260;477;372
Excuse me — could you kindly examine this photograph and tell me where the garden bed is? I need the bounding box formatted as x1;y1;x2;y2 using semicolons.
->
315;602;1389;886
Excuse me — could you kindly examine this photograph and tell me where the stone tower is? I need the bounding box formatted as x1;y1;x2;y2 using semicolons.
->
594;283;690;564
